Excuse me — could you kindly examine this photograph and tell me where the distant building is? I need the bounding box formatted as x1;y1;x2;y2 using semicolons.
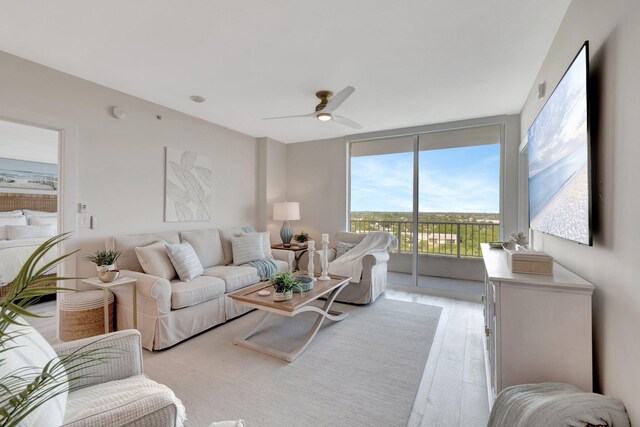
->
427;233;458;244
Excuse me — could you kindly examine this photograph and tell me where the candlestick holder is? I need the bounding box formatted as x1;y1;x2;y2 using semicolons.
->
319;239;331;281
307;241;317;281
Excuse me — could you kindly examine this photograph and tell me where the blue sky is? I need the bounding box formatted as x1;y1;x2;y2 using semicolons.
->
351;144;500;213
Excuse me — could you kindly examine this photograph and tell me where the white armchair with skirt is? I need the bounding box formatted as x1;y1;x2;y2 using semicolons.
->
298;231;395;304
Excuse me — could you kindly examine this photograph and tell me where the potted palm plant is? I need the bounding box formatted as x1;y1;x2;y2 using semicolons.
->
85;250;121;271
293;231;310;248
269;272;302;301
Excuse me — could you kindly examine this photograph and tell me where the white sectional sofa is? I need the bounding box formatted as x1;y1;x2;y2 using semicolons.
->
106;228;293;350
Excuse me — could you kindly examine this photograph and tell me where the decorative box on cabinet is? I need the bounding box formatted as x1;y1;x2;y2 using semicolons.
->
480;243;594;407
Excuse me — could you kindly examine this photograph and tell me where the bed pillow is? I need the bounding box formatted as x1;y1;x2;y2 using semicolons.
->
135;241;177;280
231;233;264;265
6;224;56;240
29;216;58;233
22;209;57;218
166;242;204;282
0;210;23;217
0;216;28;240
335;241;358;259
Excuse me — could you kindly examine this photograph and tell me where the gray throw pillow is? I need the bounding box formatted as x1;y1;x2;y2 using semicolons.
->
336;241;358;258
166;242;204;282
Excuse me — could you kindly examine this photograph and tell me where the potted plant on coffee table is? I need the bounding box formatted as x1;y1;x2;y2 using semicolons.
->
85;249;121;271
269;272;303;302
293;231;310;248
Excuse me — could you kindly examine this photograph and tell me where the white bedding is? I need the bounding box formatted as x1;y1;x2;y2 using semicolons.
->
0;238;57;286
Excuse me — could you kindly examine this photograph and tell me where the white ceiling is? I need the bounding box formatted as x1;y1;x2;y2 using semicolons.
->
0;1;570;143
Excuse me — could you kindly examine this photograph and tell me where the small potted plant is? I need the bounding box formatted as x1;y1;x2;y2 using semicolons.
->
269;272;302;301
293;231;310;248
85;249;121;271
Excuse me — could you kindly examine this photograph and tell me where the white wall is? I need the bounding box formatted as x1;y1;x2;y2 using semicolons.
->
286;137;348;244
0;51;259;279
257;137;287;243
520;0;640;421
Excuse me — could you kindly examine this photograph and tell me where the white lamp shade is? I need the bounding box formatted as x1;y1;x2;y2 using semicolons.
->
273;202;300;221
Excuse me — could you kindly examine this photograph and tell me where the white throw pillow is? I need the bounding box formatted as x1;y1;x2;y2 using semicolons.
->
0;321;68;427
241;231;273;259
135;241;177;280
0;216;27;240
30;216;58;233
0;209;23;217
22;209;57;218
6;224;56;240
231;233;264;265
336;241;358;258
166;242;204;282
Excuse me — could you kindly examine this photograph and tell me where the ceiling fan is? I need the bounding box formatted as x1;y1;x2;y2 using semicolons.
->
263;86;363;130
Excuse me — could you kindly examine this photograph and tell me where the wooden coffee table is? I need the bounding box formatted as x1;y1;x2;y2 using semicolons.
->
228;275;352;362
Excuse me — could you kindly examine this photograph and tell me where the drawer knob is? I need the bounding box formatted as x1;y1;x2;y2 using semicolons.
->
485;326;492;337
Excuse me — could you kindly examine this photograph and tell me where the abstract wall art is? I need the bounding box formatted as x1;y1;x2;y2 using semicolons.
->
165;147;212;222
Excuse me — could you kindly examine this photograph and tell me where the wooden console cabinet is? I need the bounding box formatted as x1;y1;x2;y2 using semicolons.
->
480;243;594;406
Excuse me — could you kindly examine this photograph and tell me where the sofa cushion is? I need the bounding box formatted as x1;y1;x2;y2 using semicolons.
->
135;241;176;280
166;242;204;282
112;232;181;272
170;275;225;309
219;227;243;265
203;265;260;293
1;322;67;427
181;229;225;268
63;374;186;426
231;233;264;265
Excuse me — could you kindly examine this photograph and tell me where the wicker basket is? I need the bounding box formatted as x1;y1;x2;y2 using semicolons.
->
59;290;115;342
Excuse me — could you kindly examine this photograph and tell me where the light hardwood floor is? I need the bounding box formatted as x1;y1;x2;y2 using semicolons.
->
27;280;489;427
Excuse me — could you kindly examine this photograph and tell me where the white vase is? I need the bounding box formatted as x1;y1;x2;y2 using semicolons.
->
273;290;293;301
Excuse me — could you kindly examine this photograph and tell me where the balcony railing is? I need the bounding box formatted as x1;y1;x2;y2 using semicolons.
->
350;219;500;257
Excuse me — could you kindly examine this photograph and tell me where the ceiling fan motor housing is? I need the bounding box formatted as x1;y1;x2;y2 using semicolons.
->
315;90;334;111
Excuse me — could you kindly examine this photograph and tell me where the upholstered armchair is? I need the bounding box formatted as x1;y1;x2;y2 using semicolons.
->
298;231;390;304
4;323;185;427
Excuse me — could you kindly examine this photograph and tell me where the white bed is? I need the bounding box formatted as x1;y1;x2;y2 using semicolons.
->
0;238;58;287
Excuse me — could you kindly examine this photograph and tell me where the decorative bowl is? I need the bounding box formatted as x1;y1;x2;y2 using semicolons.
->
294;275;314;292
98;269;120;283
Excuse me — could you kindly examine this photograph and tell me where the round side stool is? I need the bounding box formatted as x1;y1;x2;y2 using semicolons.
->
59;290;115;341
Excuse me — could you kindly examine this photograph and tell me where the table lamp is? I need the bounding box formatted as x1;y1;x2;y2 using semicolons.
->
273;202;300;247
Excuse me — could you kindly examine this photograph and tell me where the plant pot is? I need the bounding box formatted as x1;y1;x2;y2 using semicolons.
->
97;264;115;272
273;290;293;301
296;242;308;248
293;275;314;292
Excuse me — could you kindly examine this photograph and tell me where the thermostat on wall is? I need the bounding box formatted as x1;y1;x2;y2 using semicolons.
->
112;106;126;119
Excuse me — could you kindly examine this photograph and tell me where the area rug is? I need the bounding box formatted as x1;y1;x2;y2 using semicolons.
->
143;298;442;427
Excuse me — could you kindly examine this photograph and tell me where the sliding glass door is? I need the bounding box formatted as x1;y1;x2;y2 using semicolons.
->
350;125;502;286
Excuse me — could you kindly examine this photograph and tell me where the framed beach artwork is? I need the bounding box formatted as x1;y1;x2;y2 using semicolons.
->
0;158;58;192
165;147;212;222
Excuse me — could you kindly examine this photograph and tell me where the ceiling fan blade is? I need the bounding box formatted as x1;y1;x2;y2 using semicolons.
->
333;115;363;130
262;112;315;120
324;86;355;113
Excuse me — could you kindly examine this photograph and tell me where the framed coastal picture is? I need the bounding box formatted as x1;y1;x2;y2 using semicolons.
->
165;147;212;222
0;157;58;192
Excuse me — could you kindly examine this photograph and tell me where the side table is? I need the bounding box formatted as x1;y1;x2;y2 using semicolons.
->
270;244;308;271
82;276;137;333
